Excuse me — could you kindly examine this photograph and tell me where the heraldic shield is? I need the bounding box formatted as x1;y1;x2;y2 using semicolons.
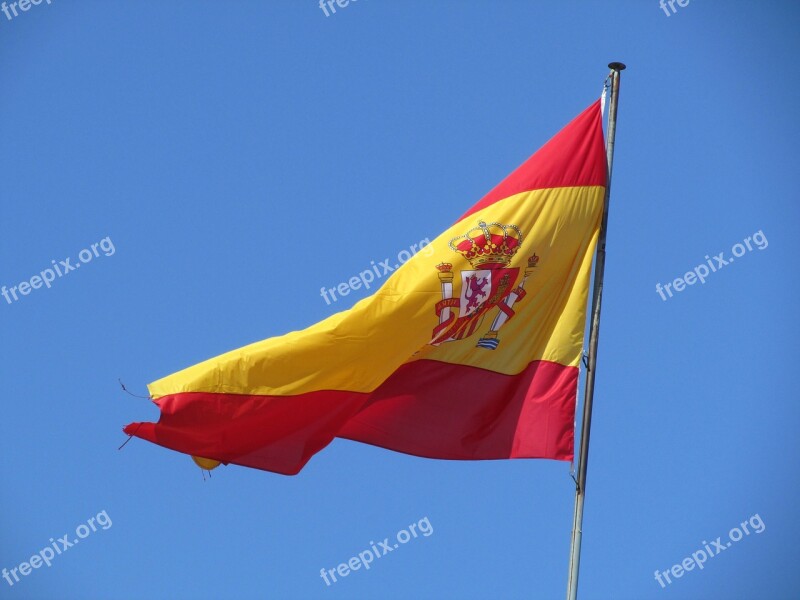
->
430;220;539;350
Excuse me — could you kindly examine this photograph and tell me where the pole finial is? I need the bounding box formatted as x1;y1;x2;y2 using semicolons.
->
608;62;626;71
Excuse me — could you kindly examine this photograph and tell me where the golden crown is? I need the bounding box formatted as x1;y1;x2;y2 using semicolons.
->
449;220;523;269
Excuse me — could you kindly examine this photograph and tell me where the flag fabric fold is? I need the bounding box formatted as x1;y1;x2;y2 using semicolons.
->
124;100;607;475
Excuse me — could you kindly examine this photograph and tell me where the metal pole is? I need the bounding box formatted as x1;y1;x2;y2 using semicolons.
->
565;61;625;600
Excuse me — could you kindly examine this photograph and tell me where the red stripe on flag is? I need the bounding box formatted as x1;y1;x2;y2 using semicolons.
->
124;390;365;475
124;360;576;475
459;100;606;221
340;359;576;462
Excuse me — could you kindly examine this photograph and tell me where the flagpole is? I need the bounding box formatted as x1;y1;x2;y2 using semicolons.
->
565;61;625;600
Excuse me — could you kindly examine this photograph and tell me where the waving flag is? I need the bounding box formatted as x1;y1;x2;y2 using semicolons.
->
124;100;607;475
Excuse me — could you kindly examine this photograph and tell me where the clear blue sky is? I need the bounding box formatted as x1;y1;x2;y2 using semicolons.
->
1;2;798;598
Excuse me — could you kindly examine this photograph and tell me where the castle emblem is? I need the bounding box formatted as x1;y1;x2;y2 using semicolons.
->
431;220;539;350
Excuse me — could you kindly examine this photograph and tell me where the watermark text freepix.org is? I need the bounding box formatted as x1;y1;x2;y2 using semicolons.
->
2;510;113;587
654;513;765;588
2;236;115;306
1;0;53;23
320;516;433;586
320;238;432;305
659;0;693;17
655;230;767;301
318;0;364;17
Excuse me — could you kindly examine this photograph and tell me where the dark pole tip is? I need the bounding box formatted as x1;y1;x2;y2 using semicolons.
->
608;62;627;71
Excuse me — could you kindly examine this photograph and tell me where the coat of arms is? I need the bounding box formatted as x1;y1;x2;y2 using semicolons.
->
430;220;539;350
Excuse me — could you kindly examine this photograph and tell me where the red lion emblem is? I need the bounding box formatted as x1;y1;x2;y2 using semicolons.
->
464;274;489;312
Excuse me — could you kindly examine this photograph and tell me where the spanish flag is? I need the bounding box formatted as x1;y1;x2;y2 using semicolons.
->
124;100;607;475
